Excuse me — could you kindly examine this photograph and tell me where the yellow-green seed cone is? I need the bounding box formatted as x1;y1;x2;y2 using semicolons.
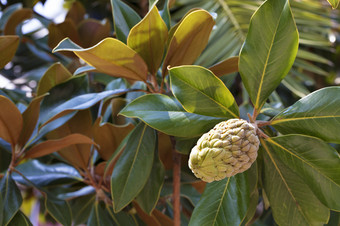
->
188;119;260;182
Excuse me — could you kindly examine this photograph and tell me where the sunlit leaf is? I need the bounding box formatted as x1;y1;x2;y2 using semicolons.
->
127;5;168;74
120;94;226;137
0;35;19;69
239;0;299;110
0;95;23;146
169;65;239;118
263;135;340;211
24;133;97;159
53;38;148;81
272;87;340;143
110;0;141;43
327;0;340;8
0;173;23;226
261;141;330;225
189;173;250;226
111;123;156;212
3;8;32;35
36;63;72;96
208;56;239;77
162;9;215;75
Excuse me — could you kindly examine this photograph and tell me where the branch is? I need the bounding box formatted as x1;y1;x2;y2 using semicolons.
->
170;136;181;226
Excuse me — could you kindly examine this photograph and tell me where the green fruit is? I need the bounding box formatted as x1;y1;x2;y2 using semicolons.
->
188;119;260;182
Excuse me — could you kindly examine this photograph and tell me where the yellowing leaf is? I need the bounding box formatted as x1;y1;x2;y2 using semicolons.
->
53;38;148;81
24;133;97;159
209;56;239;77
327;0;340;8
4;8;32;35
92;118;134;160
0;95;23;146
127;5;168;74
36;63;72;96
0;35;19;69
162;10;215;75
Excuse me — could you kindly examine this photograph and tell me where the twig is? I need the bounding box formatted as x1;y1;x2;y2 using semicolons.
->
170;136;181;226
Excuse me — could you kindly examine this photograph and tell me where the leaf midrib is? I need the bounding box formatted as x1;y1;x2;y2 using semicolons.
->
212;178;230;225
267;138;340;188
261;140;310;223
272;115;340;124
255;2;286;109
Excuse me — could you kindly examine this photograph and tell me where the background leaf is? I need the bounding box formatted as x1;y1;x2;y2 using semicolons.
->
111;123;156;212
120;94;226;137
44;195;72;226
3;8;32;35
263;135;340;211
162;9;215;75
110;0;141;43
169;65;239;118
127;5;168;74
0;35;19;69
8;211;32;226
272;87;340;143
0;95;23;146
327;0;340;8
53;38;148;81
208;56;239;77
189;173;250;226
239;0;299;110
261;142;330;225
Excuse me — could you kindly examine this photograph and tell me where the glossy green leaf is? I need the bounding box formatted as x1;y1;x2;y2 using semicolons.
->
111;123;156;212
189;173;250;226
162;9;215;75
70;195;95;225
327;0;340;8
13;160;82;187
127;5;168;74
24;133;97;159
8;211;32;226
38;74;88;126
261;142;330;225
88;201;116;225
0;35;19;69
18;94;47;148
120;94;226;137
169;65;239;118
264;135;340;211
135;144;165;214
53;38;148;81
272;87;340;143
44;195;72;226
36;63;72;96
239;0;299;110
110;0;141;43
0;173;23;226
40;89;128;127
0;95;23;146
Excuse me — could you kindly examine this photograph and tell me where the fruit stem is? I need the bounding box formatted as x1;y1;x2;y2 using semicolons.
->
170;136;181;226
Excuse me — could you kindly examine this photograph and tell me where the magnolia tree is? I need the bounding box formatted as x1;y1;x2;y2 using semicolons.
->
0;0;339;225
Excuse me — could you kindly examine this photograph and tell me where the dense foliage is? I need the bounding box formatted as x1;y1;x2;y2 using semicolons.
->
0;0;340;225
